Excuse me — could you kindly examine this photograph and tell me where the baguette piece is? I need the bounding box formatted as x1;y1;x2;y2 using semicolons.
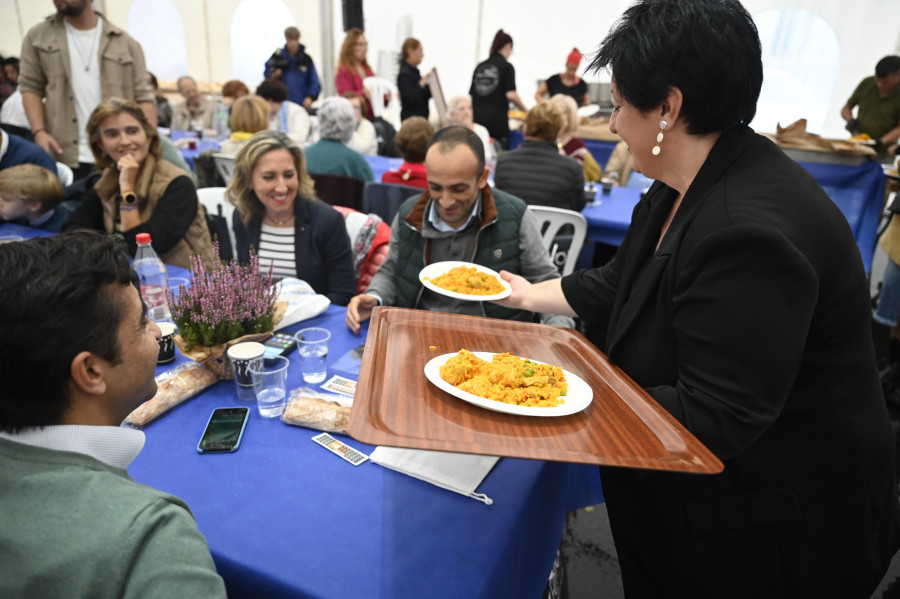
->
125;362;218;427
282;391;351;434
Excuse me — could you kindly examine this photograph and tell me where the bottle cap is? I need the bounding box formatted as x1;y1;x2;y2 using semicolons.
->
136;233;152;244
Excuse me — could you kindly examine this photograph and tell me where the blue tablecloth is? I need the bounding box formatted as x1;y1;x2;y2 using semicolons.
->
171;130;221;171
129;305;604;599
364;154;404;183
0;222;56;240
581;186;642;247
579;159;885;274
796;159;884;274
581;138;618;169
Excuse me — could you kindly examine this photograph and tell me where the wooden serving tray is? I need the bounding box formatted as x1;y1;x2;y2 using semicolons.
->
348;307;723;474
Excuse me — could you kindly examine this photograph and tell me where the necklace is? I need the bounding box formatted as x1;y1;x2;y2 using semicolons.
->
265;213;294;227
65;19;100;73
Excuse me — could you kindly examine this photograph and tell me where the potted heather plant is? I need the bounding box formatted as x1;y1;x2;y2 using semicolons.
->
170;245;285;379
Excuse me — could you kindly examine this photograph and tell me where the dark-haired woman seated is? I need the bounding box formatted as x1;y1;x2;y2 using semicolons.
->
226;130;356;305
497;0;900;596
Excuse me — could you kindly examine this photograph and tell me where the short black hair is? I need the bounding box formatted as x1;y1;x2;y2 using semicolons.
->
429;126;486;176
875;56;900;78
256;78;288;103
589;0;763;136
0;232;137;432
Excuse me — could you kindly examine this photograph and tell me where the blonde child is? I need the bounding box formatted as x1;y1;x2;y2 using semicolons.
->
0;164;69;232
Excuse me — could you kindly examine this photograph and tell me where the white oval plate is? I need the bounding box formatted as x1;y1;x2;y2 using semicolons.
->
424;352;593;417
419;261;512;302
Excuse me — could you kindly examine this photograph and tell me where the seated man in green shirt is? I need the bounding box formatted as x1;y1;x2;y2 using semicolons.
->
841;55;900;153
0;232;226;599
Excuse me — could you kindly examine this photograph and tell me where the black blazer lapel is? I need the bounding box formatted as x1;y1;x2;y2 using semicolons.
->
292;197;313;282
606;184;675;355
606;126;757;355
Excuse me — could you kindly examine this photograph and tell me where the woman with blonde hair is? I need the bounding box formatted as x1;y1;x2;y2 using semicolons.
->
335;28;377;120
226;130;356;304
550;93;601;182
219;95;270;155
63;98;211;268
446;95;496;169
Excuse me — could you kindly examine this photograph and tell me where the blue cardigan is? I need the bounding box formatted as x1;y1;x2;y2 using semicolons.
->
232;196;357;305
0;132;59;174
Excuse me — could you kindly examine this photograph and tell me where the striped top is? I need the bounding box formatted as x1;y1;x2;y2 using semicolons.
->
257;224;297;280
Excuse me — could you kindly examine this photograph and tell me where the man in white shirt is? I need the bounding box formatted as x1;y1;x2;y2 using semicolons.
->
19;0;156;180
0;232;226;598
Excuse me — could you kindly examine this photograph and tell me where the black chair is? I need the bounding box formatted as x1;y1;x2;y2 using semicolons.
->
362;182;421;225
310;173;365;212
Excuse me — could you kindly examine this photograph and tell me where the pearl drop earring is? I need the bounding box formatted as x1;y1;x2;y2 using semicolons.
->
652;120;667;156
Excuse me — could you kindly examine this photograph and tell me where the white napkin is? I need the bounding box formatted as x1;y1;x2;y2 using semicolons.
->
272;278;330;330
370;446;499;504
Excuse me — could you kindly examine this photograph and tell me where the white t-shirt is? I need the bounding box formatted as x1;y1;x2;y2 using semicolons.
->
65;16;103;164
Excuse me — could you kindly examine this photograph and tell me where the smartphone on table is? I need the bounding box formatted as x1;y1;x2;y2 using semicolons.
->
263;333;295;359
197;407;250;453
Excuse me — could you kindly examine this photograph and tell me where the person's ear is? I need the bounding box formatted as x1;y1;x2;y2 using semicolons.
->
69;351;108;397
659;87;684;129
477;168;490;189
27;202;43;215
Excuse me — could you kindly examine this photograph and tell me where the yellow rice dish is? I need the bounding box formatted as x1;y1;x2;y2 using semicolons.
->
424;265;505;296
439;349;568;407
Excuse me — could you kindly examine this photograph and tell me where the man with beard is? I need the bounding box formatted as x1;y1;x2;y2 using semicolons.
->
19;0;156;179
345;125;571;334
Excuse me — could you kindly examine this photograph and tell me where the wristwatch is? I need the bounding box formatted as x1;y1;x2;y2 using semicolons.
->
120;192;139;212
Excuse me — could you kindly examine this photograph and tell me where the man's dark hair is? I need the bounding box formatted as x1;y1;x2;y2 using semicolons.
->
0;232;137;432
429;126;486;175
256;78;288;103
875;56;900;78
589;0;763;136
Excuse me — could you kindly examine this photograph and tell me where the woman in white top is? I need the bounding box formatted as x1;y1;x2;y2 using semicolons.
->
342;91;378;155
447;95;497;169
256;78;311;146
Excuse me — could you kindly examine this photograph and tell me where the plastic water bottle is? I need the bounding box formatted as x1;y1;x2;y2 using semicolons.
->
133;233;171;322
214;102;230;140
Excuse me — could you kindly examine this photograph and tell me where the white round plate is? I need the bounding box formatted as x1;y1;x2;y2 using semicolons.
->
423;352;593;417
419;261;512;302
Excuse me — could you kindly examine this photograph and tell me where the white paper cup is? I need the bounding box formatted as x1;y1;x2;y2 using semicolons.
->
226;342;266;401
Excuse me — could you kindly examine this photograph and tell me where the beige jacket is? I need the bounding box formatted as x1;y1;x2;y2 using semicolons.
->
18;11;153;167
95;155;213;269
170;97;216;132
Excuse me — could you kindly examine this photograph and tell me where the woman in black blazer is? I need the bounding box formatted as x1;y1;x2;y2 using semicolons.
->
397;37;433;122
500;1;899;596
227;130;356;305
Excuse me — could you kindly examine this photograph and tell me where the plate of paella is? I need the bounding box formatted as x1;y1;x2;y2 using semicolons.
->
423;350;593;417
419;261;512;302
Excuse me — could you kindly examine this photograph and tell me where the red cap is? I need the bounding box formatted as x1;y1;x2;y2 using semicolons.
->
566;48;583;66
136;233;152;244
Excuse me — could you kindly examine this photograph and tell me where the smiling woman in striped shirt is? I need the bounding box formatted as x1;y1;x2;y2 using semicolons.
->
226;130;356;305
